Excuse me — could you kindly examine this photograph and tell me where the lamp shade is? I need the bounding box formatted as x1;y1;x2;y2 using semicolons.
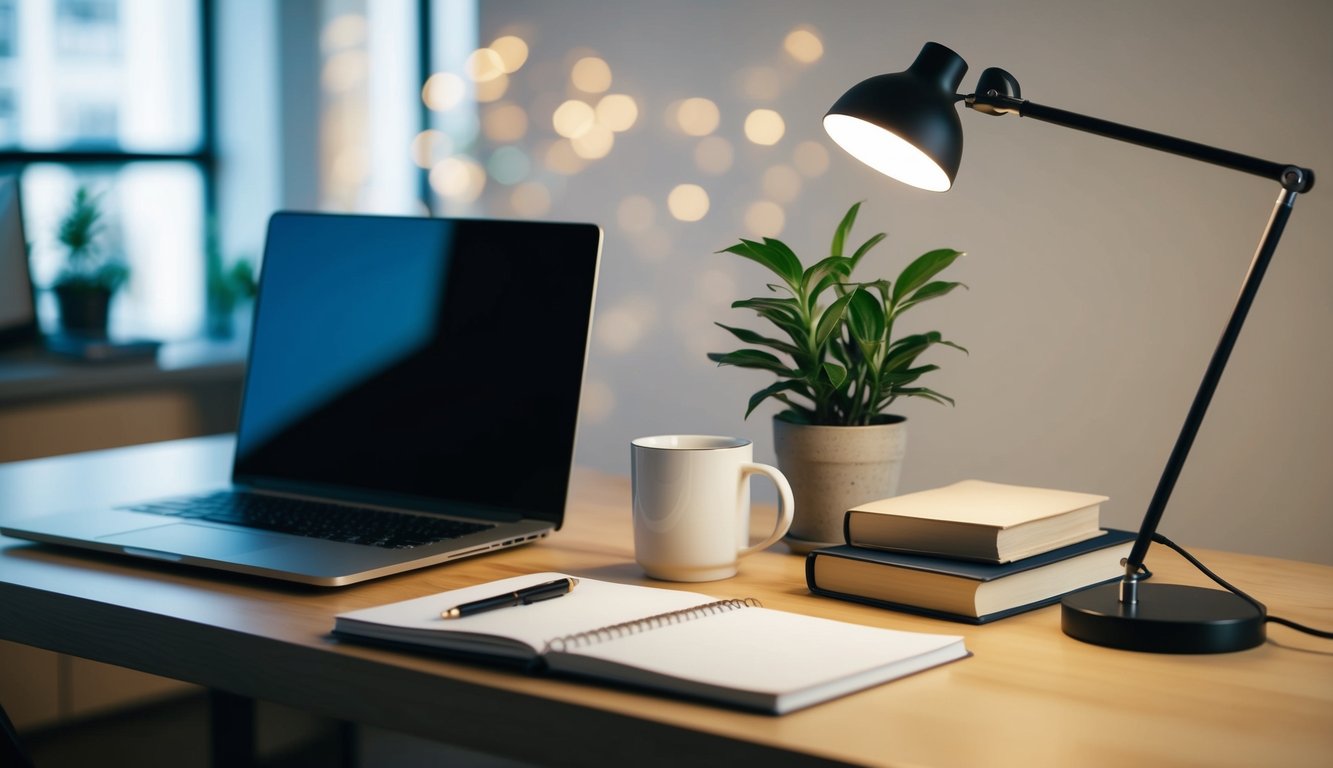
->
824;42;968;191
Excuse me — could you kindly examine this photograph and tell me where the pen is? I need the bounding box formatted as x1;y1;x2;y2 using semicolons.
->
440;577;579;619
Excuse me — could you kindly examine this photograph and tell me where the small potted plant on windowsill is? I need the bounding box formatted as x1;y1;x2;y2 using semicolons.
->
205;221;258;339
52;186;129;338
709;202;967;551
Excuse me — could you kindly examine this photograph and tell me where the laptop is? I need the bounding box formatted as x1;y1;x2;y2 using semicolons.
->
2;212;602;586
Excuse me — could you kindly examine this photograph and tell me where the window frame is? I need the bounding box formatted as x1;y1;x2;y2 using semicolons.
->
0;0;217;217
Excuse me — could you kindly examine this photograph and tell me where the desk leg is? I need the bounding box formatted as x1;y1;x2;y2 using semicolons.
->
209;689;256;768
0;700;35;768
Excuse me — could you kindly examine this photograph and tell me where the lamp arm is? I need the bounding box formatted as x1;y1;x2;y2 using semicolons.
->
1119;186;1296;602
968;93;1315;192
969;90;1314;604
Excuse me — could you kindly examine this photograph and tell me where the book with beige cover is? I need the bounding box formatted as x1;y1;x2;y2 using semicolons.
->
334;572;967;714
844;480;1108;563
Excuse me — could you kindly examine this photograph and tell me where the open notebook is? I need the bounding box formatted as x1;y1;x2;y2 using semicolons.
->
333;573;968;714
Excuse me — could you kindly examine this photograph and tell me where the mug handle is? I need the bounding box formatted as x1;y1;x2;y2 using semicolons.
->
738;462;795;557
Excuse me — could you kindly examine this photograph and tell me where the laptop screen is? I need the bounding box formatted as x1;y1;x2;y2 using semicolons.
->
233;213;601;526
0;177;40;348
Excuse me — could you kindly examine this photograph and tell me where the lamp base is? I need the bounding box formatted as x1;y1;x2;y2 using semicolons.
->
1061;582;1265;653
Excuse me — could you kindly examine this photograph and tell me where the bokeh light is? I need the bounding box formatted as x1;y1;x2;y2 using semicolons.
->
784;27;824;63
466;48;505;82
321;14;366;52
761;164;802;203
571;56;613;93
745;200;786;238
429;156;487;203
793;140;831;176
553;99;596;138
674;97;720;136
595;296;657;353
474;72;509;102
322;50;367;92
444;111;481;148
596;94;639;132
617;195;655;233
744;109;785;145
330;146;369;189
488;146;530;185
482;102;528;143
410;129;452;169
571;124;615;159
694;136;734;175
422;72;465;111
511;181;552;217
490;35;529;73
544;139;587;175
668;184;710;222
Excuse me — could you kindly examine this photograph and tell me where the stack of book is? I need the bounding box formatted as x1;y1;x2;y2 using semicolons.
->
805;479;1137;624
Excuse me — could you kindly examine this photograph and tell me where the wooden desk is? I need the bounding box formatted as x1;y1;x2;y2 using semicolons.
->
1;436;1330;767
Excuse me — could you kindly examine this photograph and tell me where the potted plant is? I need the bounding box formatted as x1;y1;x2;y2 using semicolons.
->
52;186;128;337
205;222;258;338
708;202;967;551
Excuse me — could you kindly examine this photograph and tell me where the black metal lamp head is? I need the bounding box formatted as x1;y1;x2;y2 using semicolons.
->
823;42;968;192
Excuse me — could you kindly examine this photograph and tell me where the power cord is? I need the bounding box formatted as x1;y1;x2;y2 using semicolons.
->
1152;532;1333;640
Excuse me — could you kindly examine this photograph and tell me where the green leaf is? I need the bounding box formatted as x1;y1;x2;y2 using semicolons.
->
719;239;801;288
706;349;795;375
800;254;855;299
830;202;861;259
888;386;956;407
808;272;849;311
822;362;848;389
885;330;938;354
848;232;887;270
892;248;964;305
846;288;886;345
804;254;855;282
761;238;803;283
895;280;967;315
776;408;814;425
879;364;939;385
731;297;808;347
882;331;964;374
745;380;806;418
814;288;859;348
714;323;799;356
731;296;801;318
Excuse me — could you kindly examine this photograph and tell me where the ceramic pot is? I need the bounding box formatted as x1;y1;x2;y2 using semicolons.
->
772;416;907;553
54;285;113;337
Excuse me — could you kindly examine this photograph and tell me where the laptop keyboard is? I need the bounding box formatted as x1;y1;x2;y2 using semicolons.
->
124;492;494;549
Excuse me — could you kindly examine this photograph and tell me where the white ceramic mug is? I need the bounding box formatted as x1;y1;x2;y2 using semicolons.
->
631;435;794;582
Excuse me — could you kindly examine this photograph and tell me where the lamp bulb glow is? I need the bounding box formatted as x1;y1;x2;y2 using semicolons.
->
823;114;952;192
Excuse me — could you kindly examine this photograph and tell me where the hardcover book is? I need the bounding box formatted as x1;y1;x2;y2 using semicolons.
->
807;529;1137;624
334;572;968;715
844;479;1109;563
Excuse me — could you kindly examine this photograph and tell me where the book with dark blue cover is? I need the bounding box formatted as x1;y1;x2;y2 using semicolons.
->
806;529;1138;624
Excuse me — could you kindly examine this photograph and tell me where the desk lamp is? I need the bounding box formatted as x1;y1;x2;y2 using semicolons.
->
824;42;1315;653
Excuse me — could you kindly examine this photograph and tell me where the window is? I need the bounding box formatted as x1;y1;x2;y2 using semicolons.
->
0;0;208;340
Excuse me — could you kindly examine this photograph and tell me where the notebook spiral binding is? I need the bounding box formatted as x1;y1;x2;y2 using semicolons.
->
542;597;762;654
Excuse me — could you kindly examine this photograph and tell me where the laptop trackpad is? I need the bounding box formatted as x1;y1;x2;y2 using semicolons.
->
98;523;291;559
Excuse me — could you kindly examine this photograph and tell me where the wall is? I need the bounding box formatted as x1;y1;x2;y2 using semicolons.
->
461;0;1332;564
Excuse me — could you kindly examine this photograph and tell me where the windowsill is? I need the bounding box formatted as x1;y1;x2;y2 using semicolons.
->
0;334;247;404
